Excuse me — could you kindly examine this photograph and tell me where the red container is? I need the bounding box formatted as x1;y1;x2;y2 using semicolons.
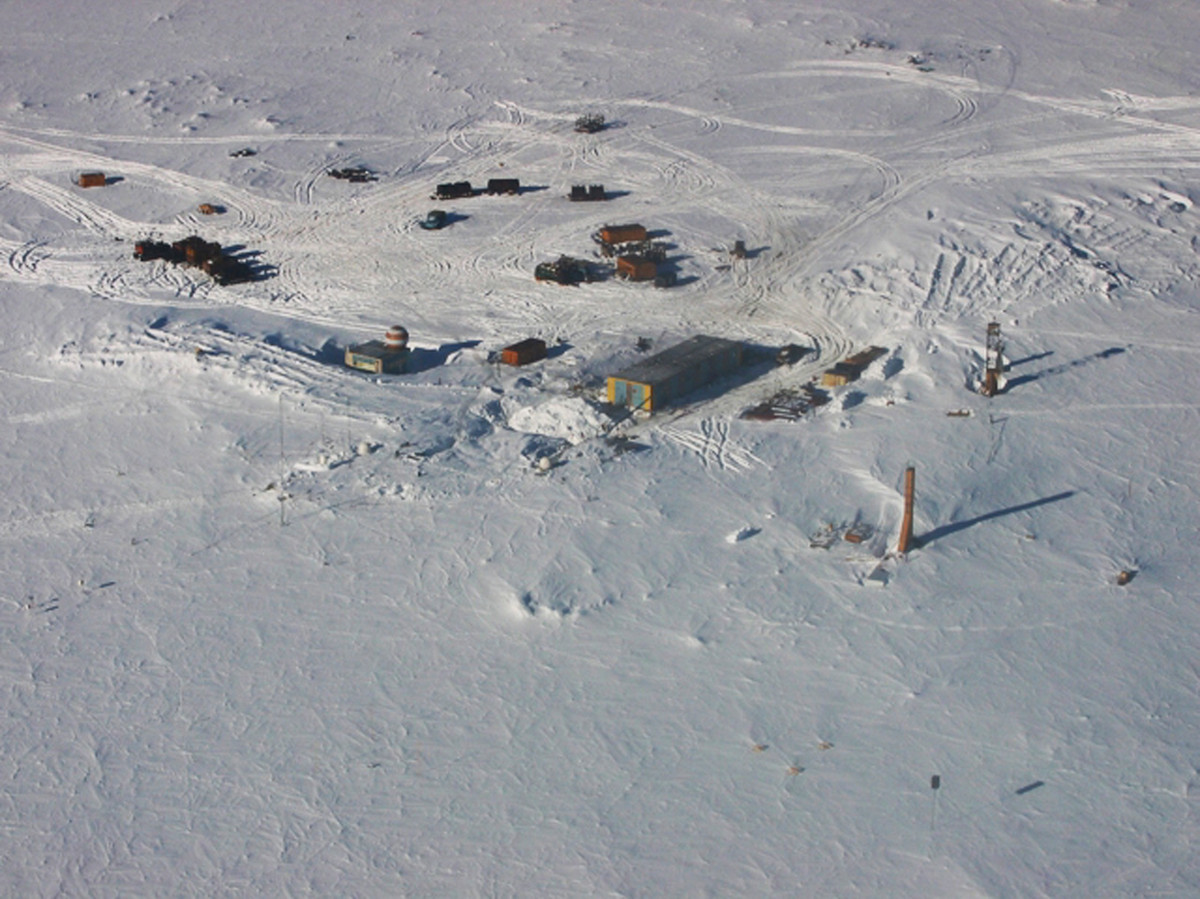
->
501;338;547;366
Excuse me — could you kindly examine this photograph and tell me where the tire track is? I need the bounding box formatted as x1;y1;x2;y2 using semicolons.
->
0;124;290;236
9;176;141;237
662;418;764;472
8;239;49;277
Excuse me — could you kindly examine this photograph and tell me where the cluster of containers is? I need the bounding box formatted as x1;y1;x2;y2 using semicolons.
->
132;236;255;286
344;327;747;416
432;178;520;200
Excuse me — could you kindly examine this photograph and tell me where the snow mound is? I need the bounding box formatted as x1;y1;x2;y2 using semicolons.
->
726;525;761;543
506;396;610;445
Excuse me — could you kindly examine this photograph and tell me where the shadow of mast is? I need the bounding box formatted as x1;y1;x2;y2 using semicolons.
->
915;490;1076;547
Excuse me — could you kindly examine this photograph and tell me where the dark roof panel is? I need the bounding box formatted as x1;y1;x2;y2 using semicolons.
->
612;335;743;385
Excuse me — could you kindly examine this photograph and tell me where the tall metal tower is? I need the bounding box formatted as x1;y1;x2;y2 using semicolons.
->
981;322;1005;397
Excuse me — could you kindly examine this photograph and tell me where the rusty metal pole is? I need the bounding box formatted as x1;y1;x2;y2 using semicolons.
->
897;466;915;554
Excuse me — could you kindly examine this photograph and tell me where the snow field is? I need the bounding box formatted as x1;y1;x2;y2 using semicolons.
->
2;1;1200;894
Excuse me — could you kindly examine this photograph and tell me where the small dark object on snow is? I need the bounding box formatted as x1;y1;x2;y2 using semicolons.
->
133;239;173;261
653;271;676;289
202;253;255;285
574;113;606;133
229;147;257;157
1116;568;1137;586
328;166;377;183
776;344;809;366
931;775;941;790
1015;780;1045;796
418;209;448;230
732;239;746;259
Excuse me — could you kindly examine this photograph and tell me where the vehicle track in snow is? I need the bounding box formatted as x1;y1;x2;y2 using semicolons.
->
662;418;764;473
7;239;49;277
5;64;1196;430
8;176;141;238
601;82;969;366
0;105;825;358
0;124;291;235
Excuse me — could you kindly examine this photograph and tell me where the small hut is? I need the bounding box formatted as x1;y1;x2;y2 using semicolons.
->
574;113;606;133
345;326;411;375
77;172;106;188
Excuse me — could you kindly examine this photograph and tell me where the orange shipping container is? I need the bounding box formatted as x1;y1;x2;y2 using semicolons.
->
501;338;547;366
77;172;106;188
599;224;647;245
616;255;657;281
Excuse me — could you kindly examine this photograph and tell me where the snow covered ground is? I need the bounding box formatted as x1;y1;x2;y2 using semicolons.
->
2;0;1199;894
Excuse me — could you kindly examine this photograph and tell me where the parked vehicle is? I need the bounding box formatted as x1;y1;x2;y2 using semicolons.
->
418;209;448;230
574;113;606;133
535;255;594;285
